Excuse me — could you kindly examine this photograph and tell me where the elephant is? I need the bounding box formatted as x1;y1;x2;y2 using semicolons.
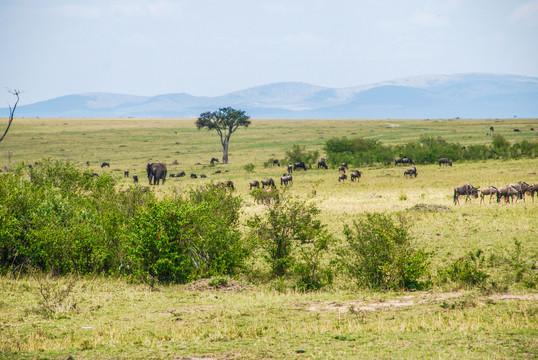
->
146;163;167;185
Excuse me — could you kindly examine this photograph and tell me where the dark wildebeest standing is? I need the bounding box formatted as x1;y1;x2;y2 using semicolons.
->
338;174;347;182
508;181;531;202
101;162;110;168
287;164;293;174
249;181;260;189
210;157;219;165
439;158;452;166
526;183;538;202
404;167;417;178
261;178;275;188
176;171;186;177
341;163;348;169
147;163;167;185
338;165;346;173
124;169;129;178
272;159;280;167
497;185;520;203
191;173;197;178
214;180;234;190
453;184;479;205
395;158;414;166
293;161;307;171
350;170;362;182
281;174;293;186
317;159;328;169
490;126;494;132
479;186;498;204
133;174;138;183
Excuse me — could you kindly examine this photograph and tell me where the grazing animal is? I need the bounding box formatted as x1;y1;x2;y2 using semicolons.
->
147;163;167;185
490;126;494;132
508;181;531;202
272;159;280;167
176;171;186;177
395;158;414;166
439;158;452;166
214;180;234;190
101;162;110;168
479;186;498;204
254;188;279;205
287;164;293;174
338;174;347;182
404;167;417;178
293;161;307;171
200;174;207;178
350;170;362;182
280;174;293;186
249;181;260;190
191;173;197;179
90;173;99;177
514;128;520;132
453;184;479;205
317;159;328;169
210;157;219;164
497;185;521;203
261;178;275;188
531;128;535;131
86;161;90;165
133;174;138;183
338;165;346;173
526;183;538;201
124;169;129;178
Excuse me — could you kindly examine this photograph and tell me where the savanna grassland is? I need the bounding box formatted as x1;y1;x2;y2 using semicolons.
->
0;117;537;359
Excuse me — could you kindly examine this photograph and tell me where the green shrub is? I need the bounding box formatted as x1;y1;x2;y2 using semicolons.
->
440;250;489;288
341;213;430;291
283;145;319;167
243;163;255;172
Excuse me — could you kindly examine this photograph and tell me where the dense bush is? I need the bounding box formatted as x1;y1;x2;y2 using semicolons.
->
341;213;430;291
439;250;489;288
283;144;320;167
324;137;394;166
126;185;247;283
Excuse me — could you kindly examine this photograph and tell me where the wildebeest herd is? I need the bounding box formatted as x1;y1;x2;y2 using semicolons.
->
454;181;537;205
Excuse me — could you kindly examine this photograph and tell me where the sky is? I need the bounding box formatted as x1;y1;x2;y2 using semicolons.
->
1;0;538;106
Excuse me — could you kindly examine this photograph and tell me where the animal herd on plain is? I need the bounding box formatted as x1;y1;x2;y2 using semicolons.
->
83;156;535;207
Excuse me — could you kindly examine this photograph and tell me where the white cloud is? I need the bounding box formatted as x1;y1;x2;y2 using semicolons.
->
510;0;538;22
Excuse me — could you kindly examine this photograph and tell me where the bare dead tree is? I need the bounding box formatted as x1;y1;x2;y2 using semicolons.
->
0;89;20;143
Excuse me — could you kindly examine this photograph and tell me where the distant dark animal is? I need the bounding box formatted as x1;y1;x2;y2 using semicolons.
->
350;170;362;182
490;126;494;132
317;159;328;169
508;181;531;202
90;173;99;178
191;173;197;179
200;174;207;178
86;161;90;165
479;186;498;204
526;183;538;201
169;173;176;178
338;174;347;182
272;159;280;167
249;181;260;190
176;171;186;177
147;163;167;185
514;129;520;132
338;165;346;173
101;162;110;168
210;157;219;164
404;167;417;178
293;161;307;171
124;169;129;178
287;164;293;174
133;174;138;183
395;158;414;166
254;188;279;205
453;184;479;205
439;158;452;166
261;178;275;188
281;174;293;186
497;185;520;203
214;180;234;190
341;163;348;169
531;128;535;131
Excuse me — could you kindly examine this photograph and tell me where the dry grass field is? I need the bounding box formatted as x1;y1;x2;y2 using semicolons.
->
0;117;537;359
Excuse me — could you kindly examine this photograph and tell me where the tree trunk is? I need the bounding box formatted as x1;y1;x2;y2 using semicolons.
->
222;140;229;164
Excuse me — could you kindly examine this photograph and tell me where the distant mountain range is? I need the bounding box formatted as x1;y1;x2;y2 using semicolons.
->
5;73;538;119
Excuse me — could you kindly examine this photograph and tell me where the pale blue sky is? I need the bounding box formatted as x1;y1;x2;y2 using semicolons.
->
1;0;537;106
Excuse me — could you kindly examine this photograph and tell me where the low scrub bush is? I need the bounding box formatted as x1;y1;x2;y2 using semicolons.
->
439;250;489;288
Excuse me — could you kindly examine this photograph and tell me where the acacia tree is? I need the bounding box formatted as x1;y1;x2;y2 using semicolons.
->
195;107;251;164
0;89;20;144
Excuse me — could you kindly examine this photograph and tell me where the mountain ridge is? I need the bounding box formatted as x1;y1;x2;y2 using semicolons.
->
4;73;538;119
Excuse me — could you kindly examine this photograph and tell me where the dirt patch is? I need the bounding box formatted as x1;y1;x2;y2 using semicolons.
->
385;123;401;128
183;278;252;293
407;203;452;212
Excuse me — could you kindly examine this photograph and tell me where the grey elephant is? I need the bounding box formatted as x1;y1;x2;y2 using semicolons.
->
146;163;167;185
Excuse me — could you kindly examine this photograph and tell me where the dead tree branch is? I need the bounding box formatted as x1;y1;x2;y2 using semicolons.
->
0;89;20;143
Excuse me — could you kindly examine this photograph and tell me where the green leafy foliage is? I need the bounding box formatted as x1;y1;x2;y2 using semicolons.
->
440;250;489;288
341;213;430;291
283;145;319;167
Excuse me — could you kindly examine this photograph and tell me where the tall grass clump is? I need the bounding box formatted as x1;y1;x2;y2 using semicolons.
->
341;213;430;291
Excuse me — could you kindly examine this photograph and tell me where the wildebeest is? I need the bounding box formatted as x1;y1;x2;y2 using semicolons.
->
210;157;219;164
514;128;520;132
453;184;479;205
490;126;494;132
395;158;414;166
293;161;307;171
86;161;90;166
253;188;279;205
439;158;452;166
350;170;362;182
338;165;346;173
497;185;520;203
287;164;293;174
526;183;538;201
341;163;348;169
280;174;293;186
479;186;498;204
508;181;531;202
317;159;328;169
338;174;347;182
213;180;234;190
191;173;197;179
124;169;129;178
200;174;207;178
176;171;186;177
101;162;110;168
261;178;275;188
272;159;280;167
147;163;167;185
249;180;260;190
404;167;417;178
133;174;138;183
